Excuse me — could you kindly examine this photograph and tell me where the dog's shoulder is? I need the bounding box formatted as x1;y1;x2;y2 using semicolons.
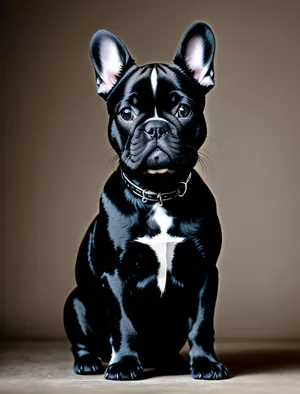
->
100;169;145;216
188;170;218;213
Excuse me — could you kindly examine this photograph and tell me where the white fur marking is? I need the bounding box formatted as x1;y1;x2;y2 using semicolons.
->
135;205;185;294
149;66;166;120
144;116;168;123
150;67;158;96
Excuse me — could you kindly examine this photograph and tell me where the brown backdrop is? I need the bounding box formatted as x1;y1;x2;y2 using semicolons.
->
1;0;300;340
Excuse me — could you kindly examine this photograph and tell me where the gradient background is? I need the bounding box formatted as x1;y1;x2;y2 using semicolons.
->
1;0;300;340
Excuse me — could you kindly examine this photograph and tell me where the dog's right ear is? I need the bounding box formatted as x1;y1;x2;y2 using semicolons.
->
173;22;216;93
90;30;135;99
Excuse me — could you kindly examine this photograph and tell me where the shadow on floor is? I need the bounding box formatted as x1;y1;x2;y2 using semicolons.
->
219;349;300;377
146;348;300;379
139;348;300;379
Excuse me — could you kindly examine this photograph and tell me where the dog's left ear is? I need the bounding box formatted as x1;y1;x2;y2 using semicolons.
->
173;22;216;93
90;30;135;98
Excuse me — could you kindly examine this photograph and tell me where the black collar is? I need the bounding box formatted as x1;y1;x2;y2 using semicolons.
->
121;171;192;206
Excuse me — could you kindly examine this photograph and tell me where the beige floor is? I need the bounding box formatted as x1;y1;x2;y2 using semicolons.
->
0;341;300;394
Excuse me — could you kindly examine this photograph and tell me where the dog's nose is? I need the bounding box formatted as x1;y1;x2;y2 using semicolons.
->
144;120;170;139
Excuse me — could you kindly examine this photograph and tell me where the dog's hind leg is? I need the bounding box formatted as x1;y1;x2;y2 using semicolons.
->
63;287;111;375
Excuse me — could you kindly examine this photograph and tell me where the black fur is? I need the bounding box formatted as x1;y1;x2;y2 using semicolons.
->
63;22;228;381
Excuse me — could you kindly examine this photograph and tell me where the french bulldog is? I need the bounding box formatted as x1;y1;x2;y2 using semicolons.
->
63;22;228;381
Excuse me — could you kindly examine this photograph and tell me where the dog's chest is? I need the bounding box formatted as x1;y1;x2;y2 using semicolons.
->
134;205;185;294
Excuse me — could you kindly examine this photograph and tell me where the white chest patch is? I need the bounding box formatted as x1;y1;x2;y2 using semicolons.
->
135;205;185;294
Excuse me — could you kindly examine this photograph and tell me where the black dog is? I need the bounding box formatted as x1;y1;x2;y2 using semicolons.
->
64;22;228;381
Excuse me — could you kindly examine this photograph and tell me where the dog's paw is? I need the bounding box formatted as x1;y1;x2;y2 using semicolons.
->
105;357;143;380
74;354;104;375
191;357;229;380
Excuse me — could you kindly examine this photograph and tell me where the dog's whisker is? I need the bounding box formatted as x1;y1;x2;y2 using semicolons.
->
197;154;209;173
199;148;216;162
198;152;212;169
205;135;220;150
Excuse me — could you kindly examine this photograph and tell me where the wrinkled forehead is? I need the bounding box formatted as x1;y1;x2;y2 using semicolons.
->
124;64;181;97
108;63;204;109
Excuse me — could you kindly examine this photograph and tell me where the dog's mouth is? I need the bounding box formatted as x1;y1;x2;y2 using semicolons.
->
145;168;175;175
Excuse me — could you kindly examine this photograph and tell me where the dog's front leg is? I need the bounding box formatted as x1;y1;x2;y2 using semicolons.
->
102;269;143;380
188;265;228;380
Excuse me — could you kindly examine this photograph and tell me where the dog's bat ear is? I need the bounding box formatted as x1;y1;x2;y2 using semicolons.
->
173;22;216;93
90;30;135;98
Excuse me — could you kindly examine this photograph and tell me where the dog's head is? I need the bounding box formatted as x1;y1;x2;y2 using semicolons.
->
90;23;215;179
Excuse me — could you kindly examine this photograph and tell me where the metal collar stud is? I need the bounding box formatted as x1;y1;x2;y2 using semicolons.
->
121;171;192;206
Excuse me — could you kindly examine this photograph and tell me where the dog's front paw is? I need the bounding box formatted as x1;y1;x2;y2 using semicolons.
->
74;354;104;375
105;356;143;380
191;357;229;380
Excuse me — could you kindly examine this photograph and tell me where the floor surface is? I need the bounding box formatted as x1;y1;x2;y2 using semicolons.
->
0;341;300;393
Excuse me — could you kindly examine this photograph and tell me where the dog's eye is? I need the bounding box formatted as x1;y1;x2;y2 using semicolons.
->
176;104;192;119
120;107;136;121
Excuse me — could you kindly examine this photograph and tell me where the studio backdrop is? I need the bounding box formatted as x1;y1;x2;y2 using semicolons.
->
1;0;300;340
